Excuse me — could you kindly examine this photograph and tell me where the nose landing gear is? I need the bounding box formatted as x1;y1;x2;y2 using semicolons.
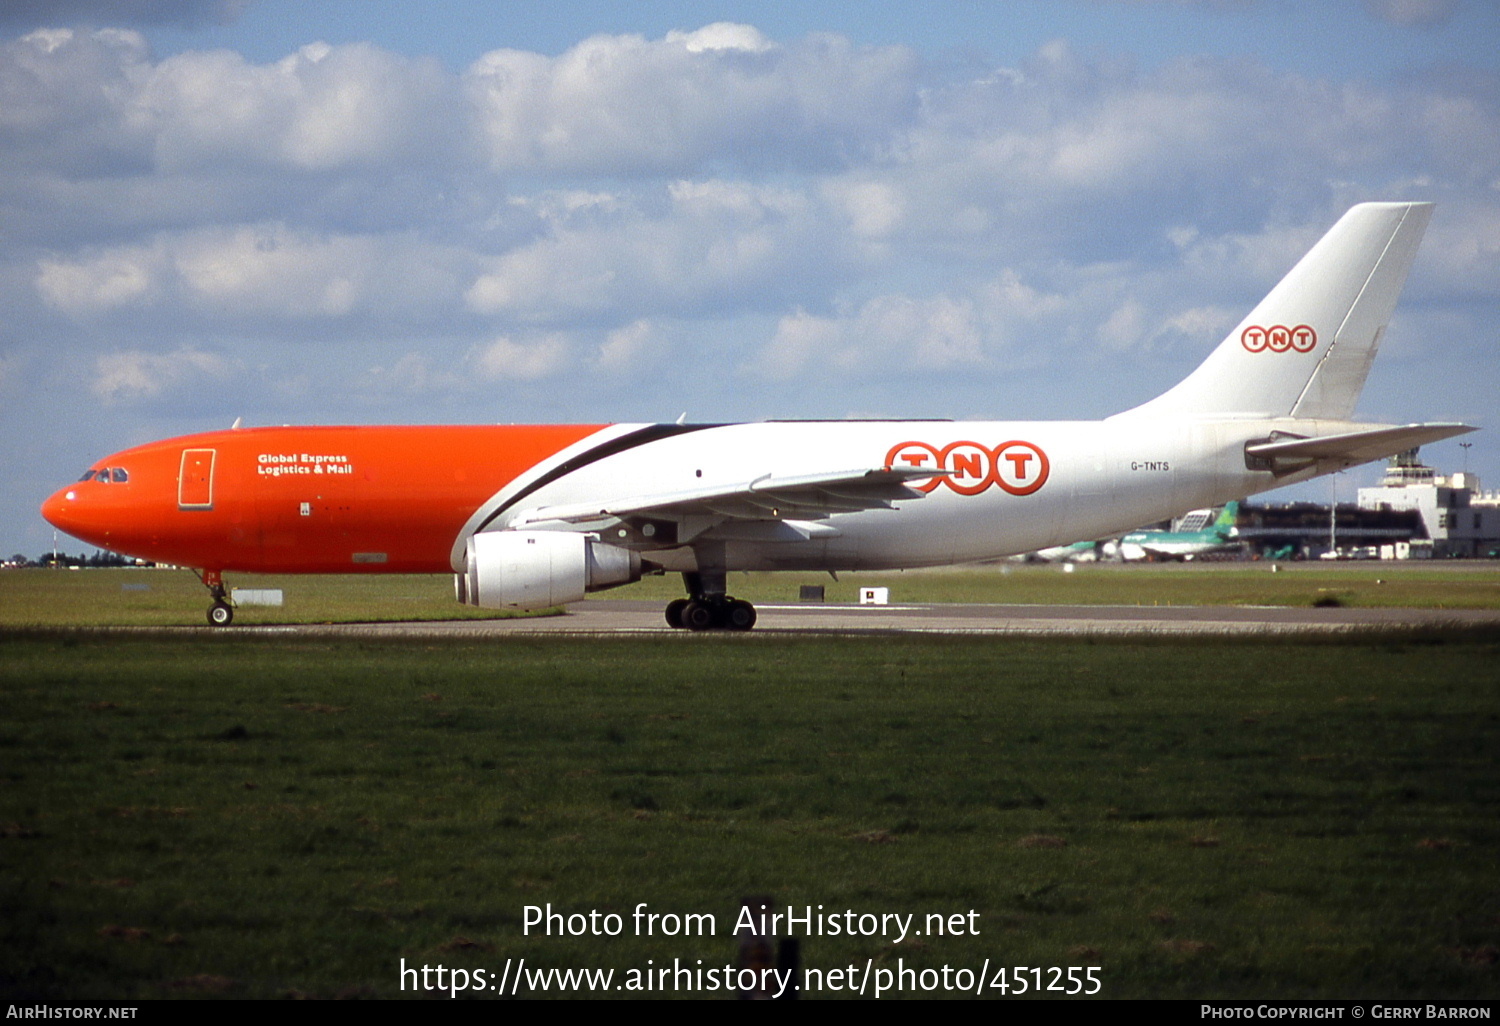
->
199;569;235;627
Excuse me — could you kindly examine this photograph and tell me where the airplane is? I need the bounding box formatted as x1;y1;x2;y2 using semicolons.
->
41;202;1475;630
1029;539;1108;563
1117;501;1241;561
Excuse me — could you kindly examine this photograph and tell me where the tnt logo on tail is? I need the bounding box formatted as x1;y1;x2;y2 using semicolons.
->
1241;324;1317;354
885;440;1049;496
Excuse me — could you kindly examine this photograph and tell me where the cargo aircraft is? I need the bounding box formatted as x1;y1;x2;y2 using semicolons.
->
41;202;1474;629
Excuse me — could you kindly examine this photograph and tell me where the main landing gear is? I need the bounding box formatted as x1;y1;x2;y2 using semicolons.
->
199;568;234;627
664;569;757;631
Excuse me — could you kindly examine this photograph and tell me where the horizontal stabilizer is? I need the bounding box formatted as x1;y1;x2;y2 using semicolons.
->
1245;422;1475;474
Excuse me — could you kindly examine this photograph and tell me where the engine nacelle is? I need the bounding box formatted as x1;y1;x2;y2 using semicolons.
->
456;530;641;610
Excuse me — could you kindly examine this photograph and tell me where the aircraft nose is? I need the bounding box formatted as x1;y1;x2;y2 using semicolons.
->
41;486;83;536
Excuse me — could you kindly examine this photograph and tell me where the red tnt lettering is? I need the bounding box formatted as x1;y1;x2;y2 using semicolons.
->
885;440;1049;497
952;452;984;478
994;441;1050;496
884;441;943;494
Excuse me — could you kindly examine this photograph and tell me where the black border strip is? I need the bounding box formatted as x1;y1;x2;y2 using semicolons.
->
474;423;722;534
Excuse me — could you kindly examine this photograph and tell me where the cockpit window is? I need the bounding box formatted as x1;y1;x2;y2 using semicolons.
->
77;467;128;483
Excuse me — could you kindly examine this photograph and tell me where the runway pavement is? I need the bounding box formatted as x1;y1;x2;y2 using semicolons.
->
244;599;1500;638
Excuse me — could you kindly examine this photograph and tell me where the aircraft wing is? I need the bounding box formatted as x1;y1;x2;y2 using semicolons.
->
512;466;941;526
1245;423;1475;473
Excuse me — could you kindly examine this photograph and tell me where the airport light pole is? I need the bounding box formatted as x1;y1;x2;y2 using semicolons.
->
1329;470;1340;557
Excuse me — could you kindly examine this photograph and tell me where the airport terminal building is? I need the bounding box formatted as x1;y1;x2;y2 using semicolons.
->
1356;451;1500;559
1143;451;1500;561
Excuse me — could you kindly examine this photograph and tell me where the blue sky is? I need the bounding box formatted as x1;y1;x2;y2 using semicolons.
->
140;1;1500;78
3;0;1497;557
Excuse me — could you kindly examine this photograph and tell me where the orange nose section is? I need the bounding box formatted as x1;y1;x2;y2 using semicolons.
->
40;486;80;536
41;485;114;551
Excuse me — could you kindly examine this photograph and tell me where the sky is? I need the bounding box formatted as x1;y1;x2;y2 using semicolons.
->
3;0;1498;559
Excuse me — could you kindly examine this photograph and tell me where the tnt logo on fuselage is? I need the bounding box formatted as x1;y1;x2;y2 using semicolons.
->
886;440;1050;496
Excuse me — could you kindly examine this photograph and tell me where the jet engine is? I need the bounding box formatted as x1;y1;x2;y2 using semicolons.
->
456;530;641;610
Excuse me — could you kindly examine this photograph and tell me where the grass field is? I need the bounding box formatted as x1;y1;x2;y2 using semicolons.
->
2;560;1499;628
2;628;1498;1000
606;560;1500;610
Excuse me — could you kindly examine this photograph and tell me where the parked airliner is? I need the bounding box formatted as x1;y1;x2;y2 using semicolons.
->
41;203;1473;629
1117;502;1241;562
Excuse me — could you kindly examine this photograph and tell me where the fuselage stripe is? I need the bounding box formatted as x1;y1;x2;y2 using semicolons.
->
473;423;722;534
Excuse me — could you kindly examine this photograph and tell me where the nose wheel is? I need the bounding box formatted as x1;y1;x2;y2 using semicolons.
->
199;569;236;627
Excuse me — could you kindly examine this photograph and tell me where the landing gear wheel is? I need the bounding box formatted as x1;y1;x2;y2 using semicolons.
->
208;600;234;627
725;599;757;631
665;598;689;629
682;600;718;632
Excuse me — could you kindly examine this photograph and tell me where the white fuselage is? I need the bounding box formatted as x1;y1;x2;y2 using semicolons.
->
479;416;1327;574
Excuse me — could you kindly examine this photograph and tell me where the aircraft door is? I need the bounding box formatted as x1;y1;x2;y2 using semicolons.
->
1060;440;1115;543
178;449;216;510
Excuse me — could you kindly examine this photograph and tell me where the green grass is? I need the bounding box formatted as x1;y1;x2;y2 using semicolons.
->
3;561;1499;629
2;630;1497;999
610;561;1500;609
0;570;546;627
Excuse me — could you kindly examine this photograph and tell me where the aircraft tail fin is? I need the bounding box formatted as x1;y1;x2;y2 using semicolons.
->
1118;202;1434;421
1214;501;1239;529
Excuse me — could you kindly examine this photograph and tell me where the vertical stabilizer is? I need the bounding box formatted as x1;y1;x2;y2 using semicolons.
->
1118;202;1433;420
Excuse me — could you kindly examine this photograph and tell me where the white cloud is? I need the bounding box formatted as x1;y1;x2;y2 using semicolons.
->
35;225;471;321
361;352;466;396
471;334;571;381
465;178;837;322
171;224;364;316
753;293;988;381
142;41;457;172
464;26;918;174
37;248;160;313
1;28;155;175
665;23;776;54
91;346;235;401
597;319;662;371
822;179;905;239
